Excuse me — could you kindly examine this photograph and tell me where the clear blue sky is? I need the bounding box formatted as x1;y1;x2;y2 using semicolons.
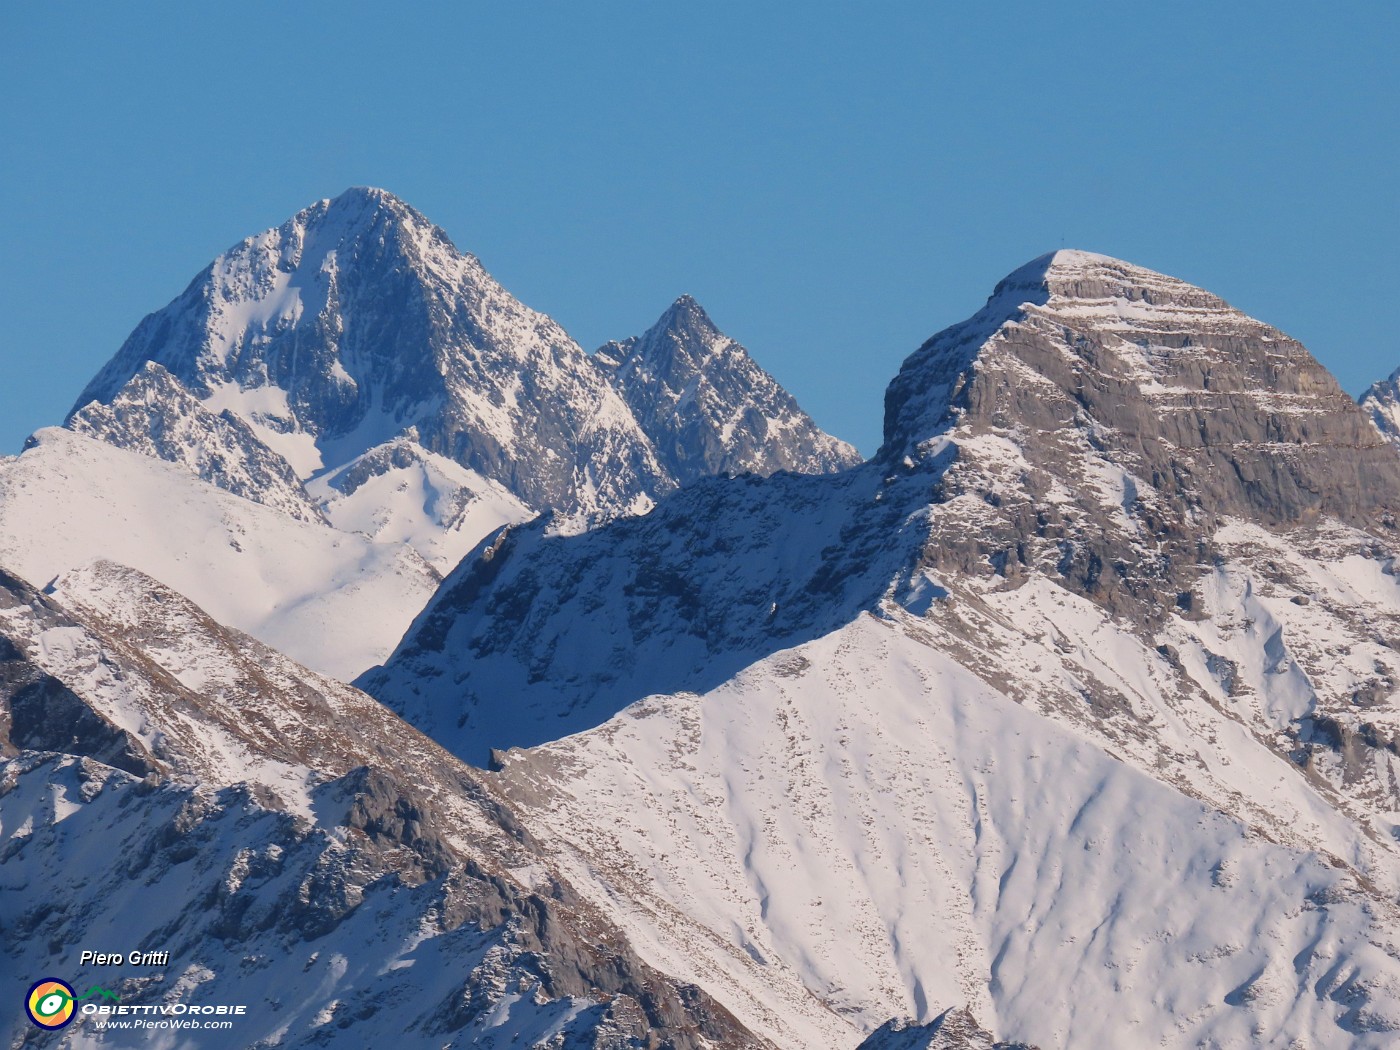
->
2;2;1396;456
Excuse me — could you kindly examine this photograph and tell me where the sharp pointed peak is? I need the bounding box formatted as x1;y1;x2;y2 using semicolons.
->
286;186;436;239
657;292;712;323
644;293;725;344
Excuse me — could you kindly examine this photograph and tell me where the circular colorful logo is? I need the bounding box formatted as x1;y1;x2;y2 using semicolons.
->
26;979;76;1030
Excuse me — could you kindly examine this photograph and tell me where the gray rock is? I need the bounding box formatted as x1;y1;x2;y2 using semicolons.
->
69;361;324;523
858;1008;1039;1049
594;295;861;483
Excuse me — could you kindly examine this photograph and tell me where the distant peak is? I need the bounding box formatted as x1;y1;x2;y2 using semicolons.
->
293;186;436;241
326;185;406;208
659;292;712;323
650;293;721;342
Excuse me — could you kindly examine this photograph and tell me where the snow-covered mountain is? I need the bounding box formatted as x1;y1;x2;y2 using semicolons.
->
69;187;668;520
594;295;861;483
68;187;855;532
0;428;441;679
11;240;1400;1048
0;188;856;676
0;560;765;1048
365;250;1400;1047
1361;366;1400;450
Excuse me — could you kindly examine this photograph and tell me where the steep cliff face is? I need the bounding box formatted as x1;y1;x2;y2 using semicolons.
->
883;249;1400;618
364;252;1400;1048
594;295;861;483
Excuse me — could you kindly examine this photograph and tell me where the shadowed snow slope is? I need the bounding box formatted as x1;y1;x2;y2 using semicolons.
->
364;250;1400;1048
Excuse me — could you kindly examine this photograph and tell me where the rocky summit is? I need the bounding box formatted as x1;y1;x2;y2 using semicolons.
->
366;250;1400;1047
594;294;861;484
6;233;1400;1049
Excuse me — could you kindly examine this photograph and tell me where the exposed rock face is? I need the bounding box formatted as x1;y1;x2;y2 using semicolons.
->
69;360;324;524
883;249;1400;621
364;251;1400;1048
595;295;862;483
858;1008;1039;1049
1360;366;1400;450
0;560;769;1049
885;251;1400;526
67;188;856;532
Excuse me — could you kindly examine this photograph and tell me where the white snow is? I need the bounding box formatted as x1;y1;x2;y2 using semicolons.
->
0;428;440;680
308;439;532;575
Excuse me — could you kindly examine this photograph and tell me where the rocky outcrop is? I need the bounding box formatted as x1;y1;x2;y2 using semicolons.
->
883;250;1400;621
594;295;861;483
1360;366;1400;451
69;360;324;523
858;1009;1039;1049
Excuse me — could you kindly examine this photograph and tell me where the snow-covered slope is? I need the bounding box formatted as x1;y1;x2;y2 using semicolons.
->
306;435;532;575
358;465;912;763
0;428;440;679
69;360;325;524
1361;366;1400;450
0;561;765;1048
594;295;862;482
366;250;1400;1047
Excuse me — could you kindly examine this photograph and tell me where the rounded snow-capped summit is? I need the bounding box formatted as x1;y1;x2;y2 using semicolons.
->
881;249;1400;532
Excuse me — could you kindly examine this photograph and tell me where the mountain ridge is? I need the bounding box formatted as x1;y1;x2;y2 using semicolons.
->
363;249;1400;1047
593;294;861;482
8;238;1400;1047
68;187;857;527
